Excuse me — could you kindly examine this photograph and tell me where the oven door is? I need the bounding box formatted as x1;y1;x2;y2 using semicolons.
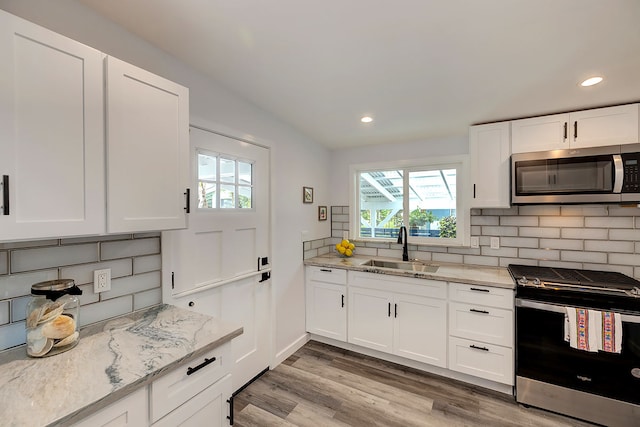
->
516;298;640;405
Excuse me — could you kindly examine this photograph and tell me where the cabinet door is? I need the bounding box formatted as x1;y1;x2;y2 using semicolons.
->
469;122;511;208
305;280;347;341
511;113;569;154
106;56;189;233
393;294;447;367
0;10;105;241
348;287;393;353
571;104;639;149
152;375;232;427
72;387;148;427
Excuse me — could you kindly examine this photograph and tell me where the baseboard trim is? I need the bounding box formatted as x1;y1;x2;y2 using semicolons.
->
272;332;309;367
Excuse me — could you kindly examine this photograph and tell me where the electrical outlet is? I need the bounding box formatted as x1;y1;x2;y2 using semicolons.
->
490;237;500;249
94;268;111;293
470;236;479;248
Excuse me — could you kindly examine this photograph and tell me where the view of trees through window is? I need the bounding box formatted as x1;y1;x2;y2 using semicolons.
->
197;151;253;209
358;168;457;240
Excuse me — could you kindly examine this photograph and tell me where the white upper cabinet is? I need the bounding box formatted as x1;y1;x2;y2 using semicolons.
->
106;56;189;233
0;10;105;241
469;122;511;208
512;104;639;153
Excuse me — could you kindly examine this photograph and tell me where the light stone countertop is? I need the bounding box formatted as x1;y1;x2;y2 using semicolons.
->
0;304;243;427
304;255;516;289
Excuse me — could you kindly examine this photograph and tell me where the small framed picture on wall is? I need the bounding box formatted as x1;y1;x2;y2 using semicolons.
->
303;186;313;203
318;206;327;221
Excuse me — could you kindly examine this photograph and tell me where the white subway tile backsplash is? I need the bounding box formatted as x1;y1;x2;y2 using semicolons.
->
518;205;560;216
79;295;133;327
561;250;607;264
539;260;583;269
519;227;561;238
481;226;518;236
585;240;634;253
311;240;325;250
539;216;584;228
0;270;58;300
60;259;133;285
585;263;634;277
101;238;160;260
432;253;463;264
480;247;518;257
0;300;9;325
332;214;349;222
127;256;155;276
609;229;640;241
463;255;498;267
561;228;608;240
608;205;640;217
500;237;538;248
500;216;538;227
585;216;634;229
378;248;403;259
352;247;377;257
0;252;6;275
101;271;161;301
11;244;99;273
539;239;583;251
61;234;131;245
0;321;26;351
481;207;518;216
560;205;608;217
0;239;58;250
78;283;100;305
470;216;499;226
519;248;560;261
609;253;640;266
11;296;29;322
448;247;481;255
499;258;537;267
134;288;162;311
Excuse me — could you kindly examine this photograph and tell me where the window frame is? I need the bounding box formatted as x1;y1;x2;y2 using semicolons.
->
349;155;470;247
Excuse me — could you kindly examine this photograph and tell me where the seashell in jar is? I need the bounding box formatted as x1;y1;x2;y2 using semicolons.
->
37;301;66;325
53;331;79;348
26;306;44;329
42;314;76;339
27;336;54;357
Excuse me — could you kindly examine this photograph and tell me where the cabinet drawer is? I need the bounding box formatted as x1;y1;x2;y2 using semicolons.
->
150;343;231;423
306;266;347;285
72;386;148;427
448;336;514;385
448;282;513;309
449;302;513;347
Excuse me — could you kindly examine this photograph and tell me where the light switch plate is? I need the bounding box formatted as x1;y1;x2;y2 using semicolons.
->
490;237;500;249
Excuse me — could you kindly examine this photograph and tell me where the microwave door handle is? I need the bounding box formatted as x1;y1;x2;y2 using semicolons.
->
613;154;623;194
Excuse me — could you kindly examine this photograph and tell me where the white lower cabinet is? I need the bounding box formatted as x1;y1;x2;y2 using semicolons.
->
305;266;347;341
448;282;514;385
72;387;148;427
347;271;447;367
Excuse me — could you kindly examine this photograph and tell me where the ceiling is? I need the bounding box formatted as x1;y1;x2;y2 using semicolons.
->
78;0;640;149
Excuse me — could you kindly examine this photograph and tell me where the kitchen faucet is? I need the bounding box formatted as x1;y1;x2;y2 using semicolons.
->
397;225;409;261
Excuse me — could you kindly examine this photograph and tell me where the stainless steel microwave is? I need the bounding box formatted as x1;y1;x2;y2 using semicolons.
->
511;144;640;204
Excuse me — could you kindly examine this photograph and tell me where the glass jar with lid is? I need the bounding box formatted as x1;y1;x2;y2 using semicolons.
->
26;279;83;357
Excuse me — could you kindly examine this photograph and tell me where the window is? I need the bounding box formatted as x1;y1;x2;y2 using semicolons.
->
352;156;469;246
197;149;254;209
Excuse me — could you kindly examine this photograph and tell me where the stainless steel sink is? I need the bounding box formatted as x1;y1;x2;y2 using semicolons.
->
363;259;439;273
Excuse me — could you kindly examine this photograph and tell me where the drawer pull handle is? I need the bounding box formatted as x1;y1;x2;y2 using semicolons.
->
186;357;217;376
470;345;489;352
469;287;489;293
320;268;332;272
470;308;489;314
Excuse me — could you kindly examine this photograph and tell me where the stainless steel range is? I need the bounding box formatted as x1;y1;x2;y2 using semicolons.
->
508;264;640;427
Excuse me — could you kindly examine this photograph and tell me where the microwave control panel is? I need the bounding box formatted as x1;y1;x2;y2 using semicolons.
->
622;153;640;192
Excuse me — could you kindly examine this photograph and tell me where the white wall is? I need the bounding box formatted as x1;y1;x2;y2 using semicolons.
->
329;135;468;205
0;0;331;364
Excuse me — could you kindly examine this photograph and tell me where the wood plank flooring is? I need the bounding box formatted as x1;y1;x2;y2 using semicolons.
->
233;340;596;427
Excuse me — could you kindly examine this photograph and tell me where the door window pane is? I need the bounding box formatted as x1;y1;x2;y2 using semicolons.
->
220;158;235;184
196;151;254;210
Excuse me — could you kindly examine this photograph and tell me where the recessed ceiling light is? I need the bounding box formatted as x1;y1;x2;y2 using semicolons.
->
581;76;603;87
360;116;373;123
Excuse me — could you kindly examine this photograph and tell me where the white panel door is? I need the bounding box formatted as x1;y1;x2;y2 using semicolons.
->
348;287;393;353
393;294;447;367
163;127;270;392
0;10;104;241
106;56;189;233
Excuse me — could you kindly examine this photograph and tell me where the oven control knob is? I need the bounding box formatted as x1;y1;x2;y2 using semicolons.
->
517;276;528;285
532;278;541;286
632;368;640;379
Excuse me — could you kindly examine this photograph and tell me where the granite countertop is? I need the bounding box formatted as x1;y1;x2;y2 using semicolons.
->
304;255;515;289
0;304;243;427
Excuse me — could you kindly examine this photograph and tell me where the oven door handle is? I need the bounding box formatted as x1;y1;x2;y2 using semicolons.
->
516;298;640;323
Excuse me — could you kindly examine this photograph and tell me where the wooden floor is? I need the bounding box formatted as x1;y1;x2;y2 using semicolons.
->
233;340;595;427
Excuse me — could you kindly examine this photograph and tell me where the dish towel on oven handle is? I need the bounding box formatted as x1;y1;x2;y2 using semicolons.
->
564;308;622;353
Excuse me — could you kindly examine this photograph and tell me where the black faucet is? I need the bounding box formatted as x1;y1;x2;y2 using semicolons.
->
397;225;409;261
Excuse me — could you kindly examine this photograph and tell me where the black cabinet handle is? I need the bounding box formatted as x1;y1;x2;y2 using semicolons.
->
469;287;489;293
563;122;567;140
394;303;398;318
320;268;332;272
574;121;578;139
184;188;191;213
473;183;476;199
227;396;234;425
186;356;217;376
470;345;489;352
388;302;391;317
341;294;345;308
1;175;8;215
470;308;489;314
